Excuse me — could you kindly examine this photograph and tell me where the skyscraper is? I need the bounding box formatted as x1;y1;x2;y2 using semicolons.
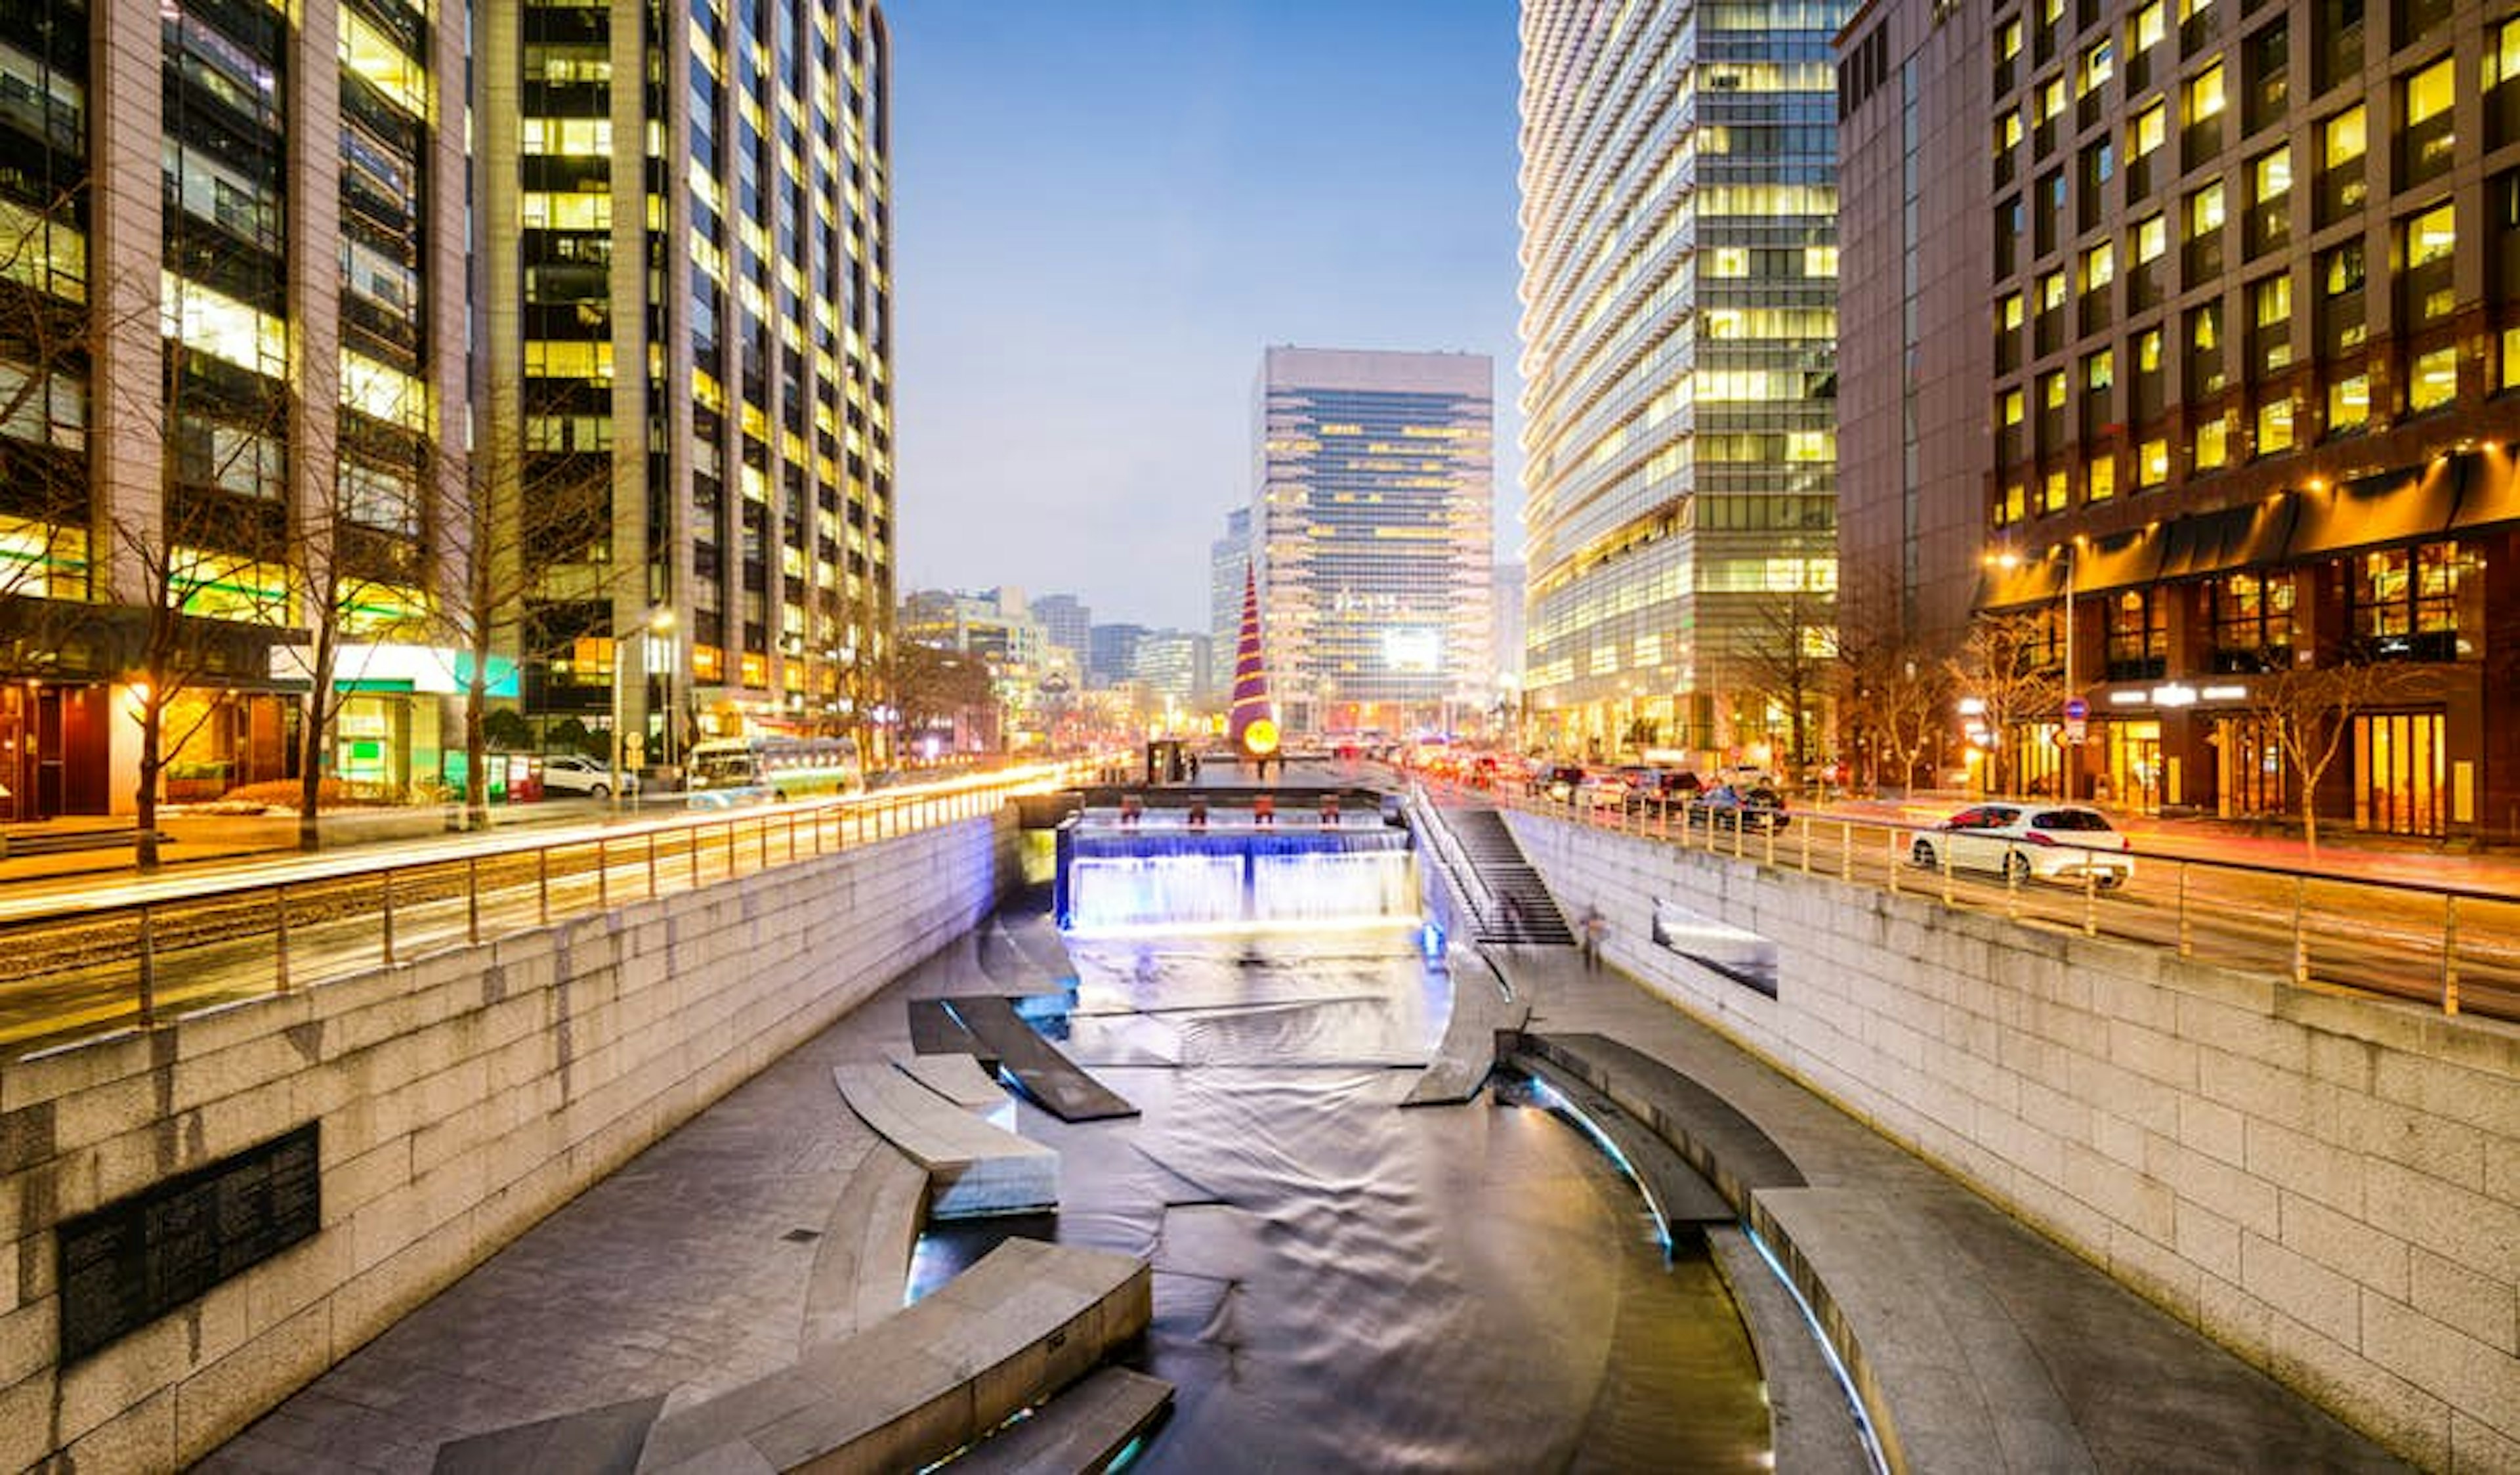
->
1839;0;2520;838
1250;347;1494;738
0;0;472;815
481;0;894;769
1031;593;1091;667
1517;0;1847;767
1208;505;1252;706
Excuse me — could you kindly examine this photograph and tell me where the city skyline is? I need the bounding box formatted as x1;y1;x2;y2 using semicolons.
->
885;0;1524;631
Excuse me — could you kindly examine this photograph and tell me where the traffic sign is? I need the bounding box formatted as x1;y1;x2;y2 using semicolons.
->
2063;717;2088;743
2063;696;2089;721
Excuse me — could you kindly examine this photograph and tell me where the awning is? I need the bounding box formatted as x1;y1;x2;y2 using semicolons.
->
2154;498;2297;582
2448;448;2520;533
2287;463;2455;557
2072;526;2163;596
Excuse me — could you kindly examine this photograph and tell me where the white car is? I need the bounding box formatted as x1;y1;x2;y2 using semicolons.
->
1908;803;2133;887
540;754;637;800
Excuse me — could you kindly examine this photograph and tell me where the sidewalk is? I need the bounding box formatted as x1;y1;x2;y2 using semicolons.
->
0;803;604;887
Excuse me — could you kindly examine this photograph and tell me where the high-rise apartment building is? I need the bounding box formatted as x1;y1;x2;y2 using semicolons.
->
1250;346;1494;737
0;0;472;815
1517;0;1848;767
1841;0;2520;839
481;0;894;770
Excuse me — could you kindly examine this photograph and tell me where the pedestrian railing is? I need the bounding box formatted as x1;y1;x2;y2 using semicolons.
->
0;761;1120;1063
1440;779;2516;1023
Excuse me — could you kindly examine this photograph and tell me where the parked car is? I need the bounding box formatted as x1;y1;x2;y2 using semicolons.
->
1574;771;1632;809
1538;763;1588;803
539;754;637;800
1624;769;1704;815
1689;782;1790;832
1907;803;2133;887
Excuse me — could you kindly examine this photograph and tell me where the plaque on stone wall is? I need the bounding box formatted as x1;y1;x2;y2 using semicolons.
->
56;1122;321;1361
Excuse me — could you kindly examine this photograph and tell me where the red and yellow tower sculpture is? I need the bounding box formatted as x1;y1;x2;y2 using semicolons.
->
1225;563;1279;763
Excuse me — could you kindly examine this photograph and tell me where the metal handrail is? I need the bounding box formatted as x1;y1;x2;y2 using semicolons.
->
1442;775;2516;1023
0;759;1122;1059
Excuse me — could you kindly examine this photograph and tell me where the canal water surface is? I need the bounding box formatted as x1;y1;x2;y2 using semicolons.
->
916;923;1772;1472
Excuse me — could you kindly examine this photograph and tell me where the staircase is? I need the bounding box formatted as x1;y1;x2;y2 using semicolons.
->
1438;807;1574;946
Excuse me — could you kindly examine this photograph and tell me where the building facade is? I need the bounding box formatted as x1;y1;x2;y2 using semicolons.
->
1518;0;1849;771
0;0;473;816
1030;592;1090;667
1208;504;1251;706
1250;345;1494;738
1844;0;2520;838
480;0;894;773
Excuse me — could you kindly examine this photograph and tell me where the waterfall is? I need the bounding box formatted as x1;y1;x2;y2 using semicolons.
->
1059;818;1420;933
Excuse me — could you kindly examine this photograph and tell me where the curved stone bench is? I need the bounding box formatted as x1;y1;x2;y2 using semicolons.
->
833;1063;1057;1220
637;1239;1154;1474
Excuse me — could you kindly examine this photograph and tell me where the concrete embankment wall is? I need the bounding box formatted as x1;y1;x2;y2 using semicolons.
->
1507;814;2517;1473
0;812;1020;1471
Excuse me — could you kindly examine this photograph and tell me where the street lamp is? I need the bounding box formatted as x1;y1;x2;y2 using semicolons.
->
1988;538;2082;800
609;606;675;810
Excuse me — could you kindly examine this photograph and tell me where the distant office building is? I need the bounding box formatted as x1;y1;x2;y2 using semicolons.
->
1132;630;1211;713
1032;593;1091;665
1209;505;1252;704
1251;347;1494;737
1089;623;1146;687
0;0;474;815
1838;0;2520;838
482;0;894;767
1518;0;1847;766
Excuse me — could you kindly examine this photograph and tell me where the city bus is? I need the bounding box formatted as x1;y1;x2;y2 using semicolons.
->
684;735;865;808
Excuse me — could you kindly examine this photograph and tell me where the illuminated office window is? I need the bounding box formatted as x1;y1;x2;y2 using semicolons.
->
2189;179;2225;237
2000;18;2023;61
2139;438;2170;485
2042;75;2067;123
2324;105;2364;166
2256;395;2294;454
2082;39;2115;95
2328;373;2369;431
2253;147;2290;202
2086;348;2114;389
2506;326;2520;391
2196;415;2229;467
1707;247;1750;276
2041;270;2067;311
2132;1;2164;52
2404;57;2453;128
2187;60;2225;123
2042;370;2067;409
2136;326;2163;372
2496;16;2520;85
1805;246;1838;276
2407;202;2454;268
2000;291;2025;330
2409;347;2456;412
2132;101;2165;158
2083;240;2115;290
2002;388;2026;425
2042;469;2068;513
2135;213;2167;262
2088;456;2116;502
1998;113;2023;156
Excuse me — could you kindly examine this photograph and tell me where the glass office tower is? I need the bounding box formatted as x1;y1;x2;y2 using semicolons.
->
480;0;894;771
1250;347;1494;740
0;0;471;815
1518;0;1849;768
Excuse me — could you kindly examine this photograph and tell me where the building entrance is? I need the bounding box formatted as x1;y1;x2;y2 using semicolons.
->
2353;710;2445;837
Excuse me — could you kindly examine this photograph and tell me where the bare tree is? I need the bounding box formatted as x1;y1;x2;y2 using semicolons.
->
2244;658;2415;855
1947;612;2061;800
1839;629;1953;794
1733;583;1837;780
441;394;618;831
893;639;994;758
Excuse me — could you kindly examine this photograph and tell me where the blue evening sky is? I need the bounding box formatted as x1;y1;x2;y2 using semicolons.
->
887;1;1525;633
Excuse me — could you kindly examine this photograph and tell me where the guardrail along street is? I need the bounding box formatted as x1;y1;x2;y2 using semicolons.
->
1453;779;2520;1025
0;765;1109;1063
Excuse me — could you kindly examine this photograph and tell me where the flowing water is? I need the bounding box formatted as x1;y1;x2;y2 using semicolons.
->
914;924;1773;1472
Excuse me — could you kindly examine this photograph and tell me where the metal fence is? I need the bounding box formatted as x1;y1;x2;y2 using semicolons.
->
0;763;1115;1062
1457;780;2517;1023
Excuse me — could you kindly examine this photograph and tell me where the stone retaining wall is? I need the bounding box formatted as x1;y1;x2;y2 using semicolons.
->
1507;813;2518;1473
0;811;1020;1471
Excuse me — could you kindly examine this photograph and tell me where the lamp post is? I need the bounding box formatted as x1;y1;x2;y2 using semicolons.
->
1988;539;2082;800
609;606;675;811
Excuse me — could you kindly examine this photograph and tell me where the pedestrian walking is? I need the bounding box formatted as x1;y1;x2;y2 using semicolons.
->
1580;904;1606;972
